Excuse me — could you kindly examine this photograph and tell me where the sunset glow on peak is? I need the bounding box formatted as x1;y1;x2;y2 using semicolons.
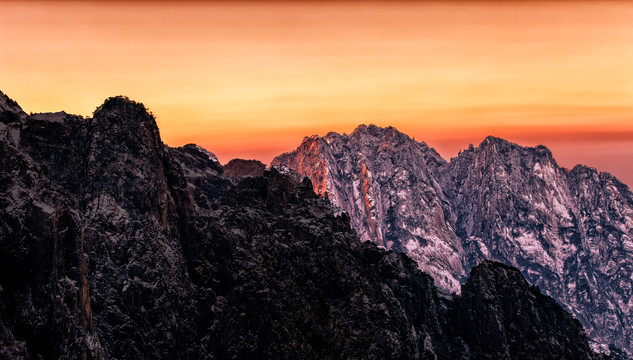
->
1;1;632;184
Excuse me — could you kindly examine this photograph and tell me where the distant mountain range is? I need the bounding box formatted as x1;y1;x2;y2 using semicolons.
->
273;124;633;354
0;90;628;359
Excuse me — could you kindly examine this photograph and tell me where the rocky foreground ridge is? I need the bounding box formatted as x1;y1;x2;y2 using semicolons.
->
0;91;610;359
272;124;633;355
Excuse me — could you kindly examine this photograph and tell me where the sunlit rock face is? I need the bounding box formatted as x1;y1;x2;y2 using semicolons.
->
0;91;608;359
273;125;465;294
444;136;633;354
274;124;633;353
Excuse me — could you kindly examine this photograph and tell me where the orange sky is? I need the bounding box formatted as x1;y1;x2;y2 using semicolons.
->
1;1;633;185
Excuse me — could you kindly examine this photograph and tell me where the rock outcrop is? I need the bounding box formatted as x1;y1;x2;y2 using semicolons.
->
223;158;266;178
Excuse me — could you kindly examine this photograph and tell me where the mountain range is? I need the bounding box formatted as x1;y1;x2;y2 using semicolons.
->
272;124;633;354
0;90;628;359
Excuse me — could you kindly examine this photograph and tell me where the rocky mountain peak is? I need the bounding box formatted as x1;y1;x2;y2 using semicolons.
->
273;124;465;293
450;138;563;205
93;95;148;116
223;158;266;178
0;90;27;120
480;134;510;147
345;124;448;173
350;124;418;148
278;124;633;354
0;91;28;147
468;135;555;166
178;144;222;171
182;143;219;163
91;95;162;148
567;163;631;191
475;135;518;158
351;123;400;137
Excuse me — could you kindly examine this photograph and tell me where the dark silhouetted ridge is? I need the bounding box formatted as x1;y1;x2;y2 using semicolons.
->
0;94;613;359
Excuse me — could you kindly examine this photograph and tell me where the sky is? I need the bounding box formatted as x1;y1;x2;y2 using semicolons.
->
1;1;633;186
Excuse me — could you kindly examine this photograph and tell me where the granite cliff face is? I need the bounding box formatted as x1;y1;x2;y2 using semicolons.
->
0;92;606;359
273;125;633;354
273;126;464;293
443;136;633;353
